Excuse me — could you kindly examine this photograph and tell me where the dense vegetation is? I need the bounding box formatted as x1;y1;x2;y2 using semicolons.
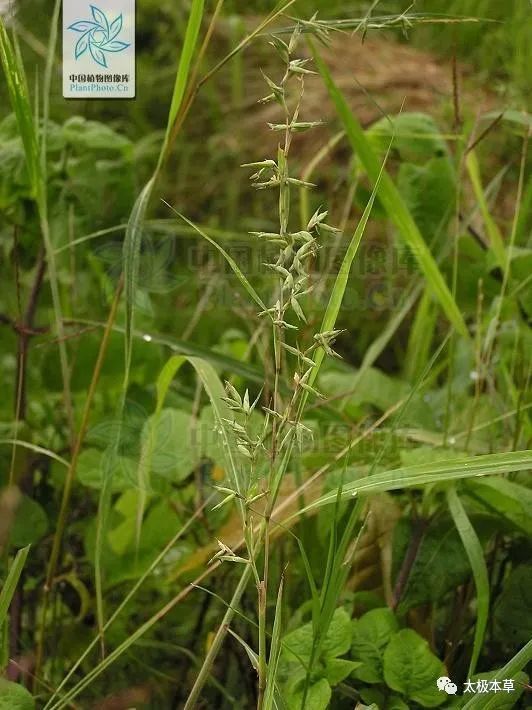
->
0;1;530;708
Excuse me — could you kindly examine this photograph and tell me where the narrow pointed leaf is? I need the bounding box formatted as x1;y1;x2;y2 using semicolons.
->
310;40;468;338
447;485;489;677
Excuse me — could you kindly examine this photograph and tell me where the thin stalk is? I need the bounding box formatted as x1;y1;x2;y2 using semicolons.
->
45;496;212;707
38;0;74;444
183;564;253;710
35;276;123;678
483;127;529;367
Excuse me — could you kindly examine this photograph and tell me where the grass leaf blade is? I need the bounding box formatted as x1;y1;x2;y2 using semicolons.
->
292;450;532;516
310;40;469;338
447;485;489;677
0;546;30;627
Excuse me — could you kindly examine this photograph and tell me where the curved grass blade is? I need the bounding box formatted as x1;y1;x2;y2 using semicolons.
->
123;176;155;382
0;546;30;627
155;355;187;414
466;150;506;269
123;0;204;394
163;0;205;147
135;353;240;556
263;575;285;710
447;485;489;677
306;141;390;393
186;355;242;495
134;355;186;549
183;564;253;710
291;450;532;517
162;203;268;313
0;440;69;468
67;318;267;384
310;40;468;338
0;19;40;194
462;639;532;710
269;137;390;505
45;500;212;709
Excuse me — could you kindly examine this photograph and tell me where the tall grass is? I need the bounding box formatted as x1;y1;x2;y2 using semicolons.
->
0;2;530;707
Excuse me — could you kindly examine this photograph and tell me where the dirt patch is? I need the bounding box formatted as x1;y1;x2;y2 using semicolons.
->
235;30;495;161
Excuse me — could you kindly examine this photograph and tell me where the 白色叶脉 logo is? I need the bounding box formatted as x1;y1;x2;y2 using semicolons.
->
68;5;129;68
437;677;458;695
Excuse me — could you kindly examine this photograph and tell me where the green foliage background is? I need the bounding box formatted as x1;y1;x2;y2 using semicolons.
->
0;1;530;708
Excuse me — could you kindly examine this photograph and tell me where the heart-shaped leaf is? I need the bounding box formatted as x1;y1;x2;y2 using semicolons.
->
351;608;399;683
0;678;35;709
383;629;446;707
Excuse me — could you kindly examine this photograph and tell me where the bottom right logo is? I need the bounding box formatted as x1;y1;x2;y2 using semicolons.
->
437;676;458;695
437;675;516;695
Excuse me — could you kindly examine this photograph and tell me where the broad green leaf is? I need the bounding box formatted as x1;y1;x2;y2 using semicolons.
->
61;116;132;153
199;405;227;464
464;477;532;536
141;408;196;482
134;354;186;547
351;607;399;683
397;157;455;239
321;606;352;658
388;699;410;710
324;658;361;686
383;629;446;707
155;355;186;414
0;678;35;709
359;687;409;709
77;448;135;491
282;607;352;669
84;497;187;586
286;678;331;710
368;113;450;163
107;491;138;555
9;496;48;547
320;367;410;413
368;112;456;239
493;566;532;649
393;516;471;613
311;42;468;338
